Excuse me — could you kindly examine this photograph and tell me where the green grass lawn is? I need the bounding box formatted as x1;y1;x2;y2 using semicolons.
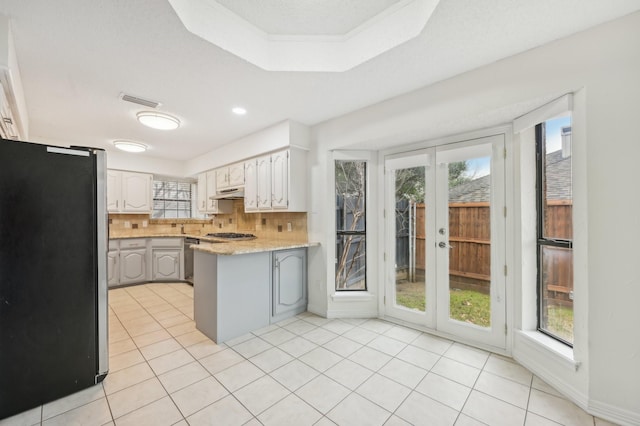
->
546;305;574;343
395;284;491;326
449;289;491;327
396;283;574;340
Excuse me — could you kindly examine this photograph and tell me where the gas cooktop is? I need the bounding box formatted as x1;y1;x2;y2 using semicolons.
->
205;232;257;241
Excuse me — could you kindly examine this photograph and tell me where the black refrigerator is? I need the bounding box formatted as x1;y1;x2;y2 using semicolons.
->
0;139;109;420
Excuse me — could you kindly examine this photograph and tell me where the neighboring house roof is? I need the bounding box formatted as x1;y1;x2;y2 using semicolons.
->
449;150;571;202
449;174;491;203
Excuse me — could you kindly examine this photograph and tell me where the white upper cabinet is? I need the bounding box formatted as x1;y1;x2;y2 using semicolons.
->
107;170;152;214
197;171;233;214
257;155;272;210
242;148;307;213
106;170;121;212
197;173;207;213
244;159;258;212
271;150;288;210
121;172;153;212
206;171;218;211
216;162;245;190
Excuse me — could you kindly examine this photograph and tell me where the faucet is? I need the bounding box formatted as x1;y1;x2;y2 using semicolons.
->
180;224;186;235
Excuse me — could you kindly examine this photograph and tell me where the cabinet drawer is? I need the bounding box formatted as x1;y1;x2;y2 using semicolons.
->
108;240;119;250
151;238;183;248
119;238;147;249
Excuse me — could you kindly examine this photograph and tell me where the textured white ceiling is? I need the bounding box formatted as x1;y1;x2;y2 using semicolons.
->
214;0;404;35
0;0;638;163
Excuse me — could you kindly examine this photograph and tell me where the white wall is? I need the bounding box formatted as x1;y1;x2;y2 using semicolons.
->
308;11;640;424
183;120;310;177
106;149;186;177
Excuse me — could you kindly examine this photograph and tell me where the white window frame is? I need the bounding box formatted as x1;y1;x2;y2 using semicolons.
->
512;92;588;392
329;150;377;302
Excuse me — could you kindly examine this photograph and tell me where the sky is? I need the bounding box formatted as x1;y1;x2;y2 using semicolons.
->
463;115;571;179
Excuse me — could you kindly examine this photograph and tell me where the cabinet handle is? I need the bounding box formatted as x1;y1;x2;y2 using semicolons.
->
116;200;118;209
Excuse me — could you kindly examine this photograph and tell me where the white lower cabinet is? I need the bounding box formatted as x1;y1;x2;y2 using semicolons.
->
151;237;183;281
109;237;185;287
194;247;308;343
272;248;307;322
119;248;148;285
107;250;119;287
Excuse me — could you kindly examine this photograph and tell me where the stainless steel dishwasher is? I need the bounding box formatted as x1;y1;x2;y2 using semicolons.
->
183;237;199;284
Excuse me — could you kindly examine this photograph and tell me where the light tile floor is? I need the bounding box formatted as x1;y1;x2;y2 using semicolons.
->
1;283;619;426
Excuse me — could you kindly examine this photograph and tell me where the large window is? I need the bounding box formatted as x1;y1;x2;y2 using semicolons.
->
335;160;367;291
536;116;574;345
152;179;192;218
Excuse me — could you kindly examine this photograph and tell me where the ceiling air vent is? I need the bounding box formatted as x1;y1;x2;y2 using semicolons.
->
119;93;160;109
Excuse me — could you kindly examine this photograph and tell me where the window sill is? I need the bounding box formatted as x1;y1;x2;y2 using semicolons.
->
331;292;376;303
515;330;580;371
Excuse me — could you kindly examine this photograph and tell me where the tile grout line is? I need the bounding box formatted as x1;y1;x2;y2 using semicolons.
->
106;283;586;426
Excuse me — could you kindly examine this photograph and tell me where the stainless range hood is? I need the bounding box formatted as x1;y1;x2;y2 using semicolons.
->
211;187;244;200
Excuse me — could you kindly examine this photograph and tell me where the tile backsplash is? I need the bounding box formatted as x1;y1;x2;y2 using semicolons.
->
109;200;307;242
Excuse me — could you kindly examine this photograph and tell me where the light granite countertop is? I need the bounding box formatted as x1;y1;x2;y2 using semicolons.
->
109;233;203;240
192;239;319;256
109;234;318;255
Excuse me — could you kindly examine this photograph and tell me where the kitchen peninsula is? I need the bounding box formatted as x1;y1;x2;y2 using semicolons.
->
192;239;316;343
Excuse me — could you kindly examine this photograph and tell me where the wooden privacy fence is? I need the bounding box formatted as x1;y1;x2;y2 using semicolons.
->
397;201;573;300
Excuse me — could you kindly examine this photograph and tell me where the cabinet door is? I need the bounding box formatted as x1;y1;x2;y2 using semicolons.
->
273;249;307;317
206;171;217;211
271;151;289;209
257;155;272;210
228;163;245;187
107;251;119;287
121;172;152;212
106;170;121;212
216;168;228;190
197;173;207;213
152;250;181;281
244;160;258;212
120;248;147;284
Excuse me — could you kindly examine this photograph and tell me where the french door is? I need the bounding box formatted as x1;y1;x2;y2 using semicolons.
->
384;135;506;349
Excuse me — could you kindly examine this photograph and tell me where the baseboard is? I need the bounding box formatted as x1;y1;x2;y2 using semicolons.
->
306;303;326;318
513;332;588;410
589;399;640;426
326;306;377;319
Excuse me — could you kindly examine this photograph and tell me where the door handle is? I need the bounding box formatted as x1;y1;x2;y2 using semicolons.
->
438;241;454;249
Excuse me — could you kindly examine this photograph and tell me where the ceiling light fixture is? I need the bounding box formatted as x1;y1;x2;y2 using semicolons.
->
136;111;180;130
113;140;148;153
232;107;247;115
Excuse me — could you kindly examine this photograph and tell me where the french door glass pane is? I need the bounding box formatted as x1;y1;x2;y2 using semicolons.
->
447;159;492;327
394;166;426;312
540;246;574;343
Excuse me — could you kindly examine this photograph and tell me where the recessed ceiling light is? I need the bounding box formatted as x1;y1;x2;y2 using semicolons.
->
113;140;147;153
136;111;180;130
232;107;247;115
